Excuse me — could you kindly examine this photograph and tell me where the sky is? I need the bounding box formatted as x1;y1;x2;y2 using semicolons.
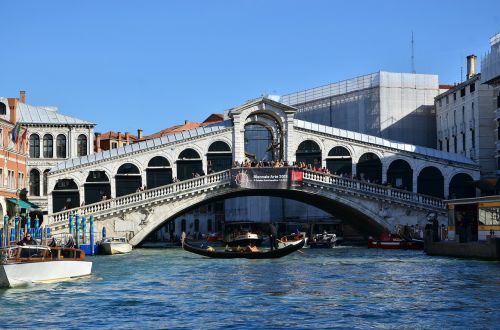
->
1;0;499;135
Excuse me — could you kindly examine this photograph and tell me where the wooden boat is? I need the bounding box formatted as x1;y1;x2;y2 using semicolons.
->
99;237;133;255
0;245;92;288
278;233;308;249
182;239;305;259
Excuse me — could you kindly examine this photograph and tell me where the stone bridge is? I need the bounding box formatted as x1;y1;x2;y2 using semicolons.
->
44;97;480;244
48;168;447;246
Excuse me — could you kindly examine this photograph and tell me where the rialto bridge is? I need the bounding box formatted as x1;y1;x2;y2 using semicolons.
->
45;98;479;243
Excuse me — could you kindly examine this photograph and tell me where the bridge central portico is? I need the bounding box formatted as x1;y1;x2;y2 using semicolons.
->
45;97;480;243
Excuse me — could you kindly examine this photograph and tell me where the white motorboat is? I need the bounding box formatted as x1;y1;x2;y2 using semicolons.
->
100;237;133;255
0;245;92;288
224;232;263;247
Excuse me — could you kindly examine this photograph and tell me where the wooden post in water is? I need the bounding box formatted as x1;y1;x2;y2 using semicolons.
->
90;216;95;255
82;217;87;244
75;214;80;248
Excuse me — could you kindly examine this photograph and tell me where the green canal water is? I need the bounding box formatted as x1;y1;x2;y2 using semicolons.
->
0;247;499;329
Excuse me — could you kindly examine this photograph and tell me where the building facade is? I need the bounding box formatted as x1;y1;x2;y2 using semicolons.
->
481;32;500;177
280;71;443;148
0;97;28;218
5;92;96;214
435;56;496;180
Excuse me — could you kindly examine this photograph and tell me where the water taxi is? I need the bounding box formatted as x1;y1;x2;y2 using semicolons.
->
0;245;92;288
99;237;133;255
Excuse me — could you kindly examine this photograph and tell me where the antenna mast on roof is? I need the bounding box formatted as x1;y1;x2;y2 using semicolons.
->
411;31;415;74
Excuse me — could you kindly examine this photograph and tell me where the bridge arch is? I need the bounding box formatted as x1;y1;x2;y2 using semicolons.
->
417;166;444;198
84;171;111;205
128;187;390;246
448;173;475;199
356;152;382;183
146;156;172;189
116;163;142;197
177;148;203;180
244;112;283;161
52;178;80;212
326;146;352;175
296;139;322;168
386;159;413;191
207;141;232;173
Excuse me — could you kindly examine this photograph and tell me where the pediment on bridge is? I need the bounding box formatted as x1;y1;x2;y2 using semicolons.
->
227;97;297;121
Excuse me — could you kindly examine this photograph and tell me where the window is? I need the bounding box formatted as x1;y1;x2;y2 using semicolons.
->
111;142;118;149
462;133;466;151
470;83;475;93
446;139;450;152
471;129;476;148
446;95;449;104
438;140;442;150
77;134;88;156
497;91;500;108
56;134;67;158
29;134;40;158
43;134;53;158
453;136;457;153
207;219;212;232
43;169;50;196
438;99;442;107
453;110;456;124
460;88;465;97
194;219;199;232
453;93;457;101
0;102;6;115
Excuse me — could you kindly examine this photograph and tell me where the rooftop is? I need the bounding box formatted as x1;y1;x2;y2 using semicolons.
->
16;102;95;126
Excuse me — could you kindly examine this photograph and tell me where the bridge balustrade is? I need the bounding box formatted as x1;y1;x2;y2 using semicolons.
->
48;167;444;230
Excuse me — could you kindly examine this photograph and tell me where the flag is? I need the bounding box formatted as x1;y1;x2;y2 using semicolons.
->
10;123;20;143
18;127;28;148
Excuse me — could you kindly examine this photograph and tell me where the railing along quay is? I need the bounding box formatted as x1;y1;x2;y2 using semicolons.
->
48;167;445;229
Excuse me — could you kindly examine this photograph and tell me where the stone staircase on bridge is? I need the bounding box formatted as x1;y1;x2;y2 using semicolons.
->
47;168;446;236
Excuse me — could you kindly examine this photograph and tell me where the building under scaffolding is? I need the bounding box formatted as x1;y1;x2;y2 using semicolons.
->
280;71;441;148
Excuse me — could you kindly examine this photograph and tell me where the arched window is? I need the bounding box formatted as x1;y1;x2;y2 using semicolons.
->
29;134;40;158
43;134;53;158
296;140;322;168
43;169;50;196
29;169;40;196
56;134;67;158
77;134;88;157
0;102;6;115
194;219;200;232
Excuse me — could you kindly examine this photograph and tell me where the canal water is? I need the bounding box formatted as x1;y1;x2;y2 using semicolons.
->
1;247;499;329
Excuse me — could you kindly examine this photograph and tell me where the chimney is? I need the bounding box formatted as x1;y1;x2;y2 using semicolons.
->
125;132;130;143
137;128;143;140
7;98;18;124
184;120;188;125
117;131;122;143
19;90;26;103
95;133;101;152
466;55;477;79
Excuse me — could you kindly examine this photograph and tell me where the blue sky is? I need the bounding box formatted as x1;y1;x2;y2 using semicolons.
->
1;0;499;135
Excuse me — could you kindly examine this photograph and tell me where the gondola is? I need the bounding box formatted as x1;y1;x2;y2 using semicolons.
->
182;239;305;259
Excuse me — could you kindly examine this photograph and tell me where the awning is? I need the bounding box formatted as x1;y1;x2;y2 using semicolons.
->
6;198;39;209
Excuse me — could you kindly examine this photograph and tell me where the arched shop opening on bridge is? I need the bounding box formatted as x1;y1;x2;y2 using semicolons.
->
52;179;80;212
116;163;142;197
449;173;475;199
386;159;413;191
356;152;382;183
29;169;41;196
296;140;322;168
326;146;352;176
177;149;203;180
207;141;232;173
84;171;111;204
417;166;444;198
146;156;172;189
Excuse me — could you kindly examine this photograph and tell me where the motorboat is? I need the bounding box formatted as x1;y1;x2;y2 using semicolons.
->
182;239;305;259
99;237;133;255
224;231;263;247
308;232;341;248
368;236;424;250
0;245;92;288
277;233;308;249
